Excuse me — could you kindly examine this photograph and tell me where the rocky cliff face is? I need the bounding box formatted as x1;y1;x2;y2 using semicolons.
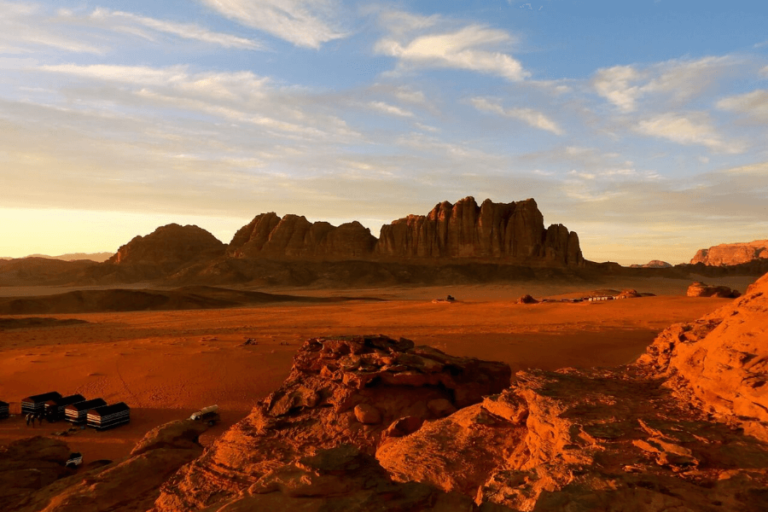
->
691;240;768;266
109;224;225;267
376;197;583;266
228;197;583;266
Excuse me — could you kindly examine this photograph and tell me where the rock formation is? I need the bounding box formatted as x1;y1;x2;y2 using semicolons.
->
686;281;741;298
8;419;210;512
154;335;511;511
227;213;377;259
109;224;226;267
376;197;583;266
629;260;672;268
227;197;584;266
691;240;768;266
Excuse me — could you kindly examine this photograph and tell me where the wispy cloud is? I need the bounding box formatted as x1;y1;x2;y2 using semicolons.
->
593;57;736;112
718;89;768;120
0;1;103;54
199;0;346;49
89;8;263;50
368;101;414;118
375;17;528;81
470;97;563;134
635;112;744;153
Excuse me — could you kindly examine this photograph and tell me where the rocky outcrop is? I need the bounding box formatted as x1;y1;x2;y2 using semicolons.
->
641;272;768;441
691;240;768;266
376;197;583;266
109;224;225;267
154;335;511;511
11;419;210;512
629;260;672;268
378;366;768;511
687;281;741;298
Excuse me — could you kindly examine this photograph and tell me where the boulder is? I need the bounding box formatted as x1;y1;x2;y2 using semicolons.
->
687;281;740;298
517;294;538;304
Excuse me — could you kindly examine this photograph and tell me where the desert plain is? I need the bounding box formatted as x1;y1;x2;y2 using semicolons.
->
0;276;752;463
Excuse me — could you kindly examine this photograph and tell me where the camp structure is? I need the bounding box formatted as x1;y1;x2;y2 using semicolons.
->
87;402;130;430
44;394;86;422
65;398;107;425
0;401;9;420
22;392;62;415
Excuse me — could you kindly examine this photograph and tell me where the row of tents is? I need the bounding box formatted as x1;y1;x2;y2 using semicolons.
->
18;391;130;430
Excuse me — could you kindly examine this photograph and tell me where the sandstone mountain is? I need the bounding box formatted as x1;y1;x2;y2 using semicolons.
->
227;197;584;266
227;213;377;259
691;239;768;266
108;224;226;268
629;260;672;268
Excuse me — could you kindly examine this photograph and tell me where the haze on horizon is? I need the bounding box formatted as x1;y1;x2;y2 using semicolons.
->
1;0;766;265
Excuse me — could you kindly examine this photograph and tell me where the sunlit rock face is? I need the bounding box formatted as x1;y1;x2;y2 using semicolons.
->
691;240;768;266
376;197;583;266
154;335;511;511
226;197;584;266
227;213;377;259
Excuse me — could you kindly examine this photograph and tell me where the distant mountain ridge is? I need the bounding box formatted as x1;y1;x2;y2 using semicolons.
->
226;197;583;266
691;240;768;266
0;252;113;262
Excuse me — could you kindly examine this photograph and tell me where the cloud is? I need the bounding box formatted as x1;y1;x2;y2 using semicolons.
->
375;23;528;81
199;0;346;49
0;1;103;54
635;112;744;153
89;8;263;50
593;56;736;112
718;89;768;120
470;97;563;135
368;101;414;117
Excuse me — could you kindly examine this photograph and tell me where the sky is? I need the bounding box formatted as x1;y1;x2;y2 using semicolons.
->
1;0;767;264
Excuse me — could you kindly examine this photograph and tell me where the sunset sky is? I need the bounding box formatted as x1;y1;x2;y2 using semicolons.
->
1;0;767;264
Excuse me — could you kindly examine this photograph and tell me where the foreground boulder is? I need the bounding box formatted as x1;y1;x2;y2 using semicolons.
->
155;335;511;511
686;281;741;298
